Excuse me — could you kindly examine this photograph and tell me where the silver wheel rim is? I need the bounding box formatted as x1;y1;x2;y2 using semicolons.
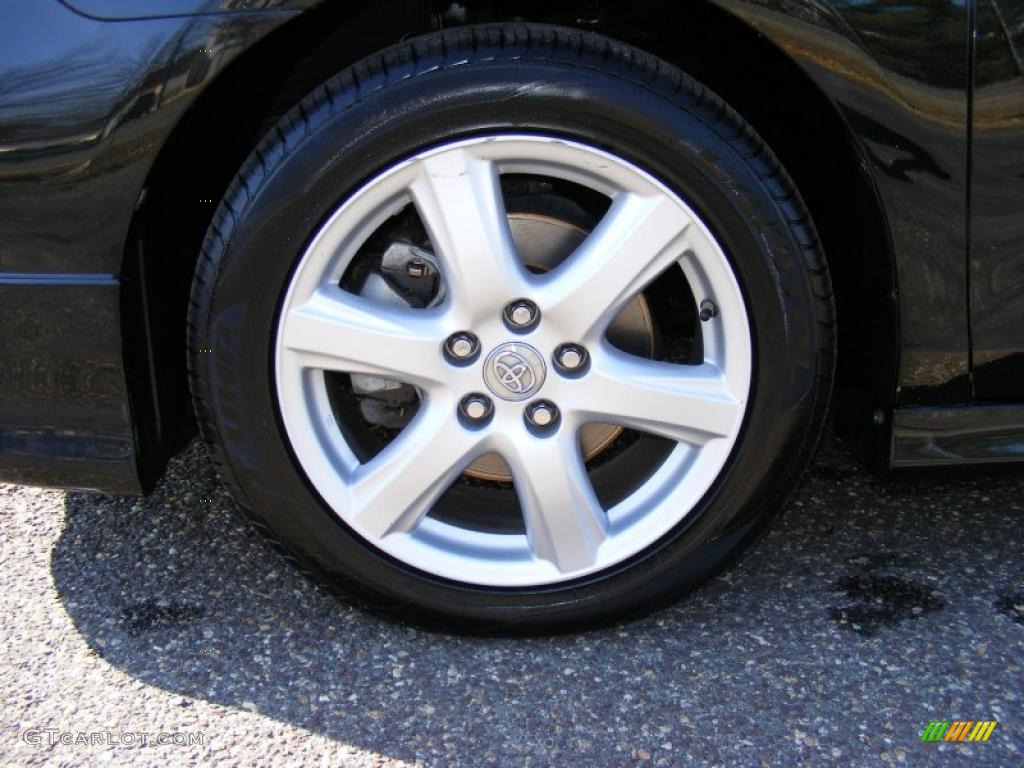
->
274;135;752;587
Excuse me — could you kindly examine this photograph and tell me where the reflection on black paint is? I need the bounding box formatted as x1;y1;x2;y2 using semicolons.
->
970;0;1024;399
847;107;952;182
0;0;294;491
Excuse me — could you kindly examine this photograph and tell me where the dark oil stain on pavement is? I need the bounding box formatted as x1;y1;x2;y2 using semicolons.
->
120;600;204;636
828;556;946;636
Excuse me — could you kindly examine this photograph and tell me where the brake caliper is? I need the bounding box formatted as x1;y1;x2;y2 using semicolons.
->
350;241;442;429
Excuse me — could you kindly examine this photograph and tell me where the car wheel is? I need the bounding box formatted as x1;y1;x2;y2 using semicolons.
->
187;24;834;631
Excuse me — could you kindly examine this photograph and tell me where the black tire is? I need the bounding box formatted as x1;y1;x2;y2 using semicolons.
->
187;23;834;632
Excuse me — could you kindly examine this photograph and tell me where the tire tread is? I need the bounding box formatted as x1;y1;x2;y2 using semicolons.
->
187;22;836;626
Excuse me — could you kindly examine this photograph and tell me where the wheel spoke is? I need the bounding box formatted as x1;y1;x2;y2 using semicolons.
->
409;148;529;319
538;192;692;341
280;286;448;388
504;431;608;573
580;347;743;445
349;404;482;539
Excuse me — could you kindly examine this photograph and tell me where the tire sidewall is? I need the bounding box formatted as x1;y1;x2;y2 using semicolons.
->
197;53;822;627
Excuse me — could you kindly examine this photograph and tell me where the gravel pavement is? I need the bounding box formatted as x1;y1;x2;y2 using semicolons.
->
1;433;1022;766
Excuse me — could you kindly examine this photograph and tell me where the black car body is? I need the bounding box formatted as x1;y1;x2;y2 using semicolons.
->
1;0;1021;489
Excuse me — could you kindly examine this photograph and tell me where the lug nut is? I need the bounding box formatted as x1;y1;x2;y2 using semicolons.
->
504;299;539;331
511;305;533;326
450;336;474;358
464;397;488;420
460;393;493;425
530;404;554;426
444;332;480;363
554;343;588;373
525;400;559;429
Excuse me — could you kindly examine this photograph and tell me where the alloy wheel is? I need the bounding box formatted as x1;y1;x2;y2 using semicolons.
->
274;135;752;586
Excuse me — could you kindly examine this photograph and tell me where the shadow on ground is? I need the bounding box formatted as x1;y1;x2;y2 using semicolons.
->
51;435;1024;765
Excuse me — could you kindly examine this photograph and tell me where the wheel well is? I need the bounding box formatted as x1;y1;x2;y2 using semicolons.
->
124;0;439;472
126;0;896;473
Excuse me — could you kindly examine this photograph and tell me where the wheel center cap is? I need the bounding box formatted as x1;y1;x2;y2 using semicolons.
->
482;342;546;402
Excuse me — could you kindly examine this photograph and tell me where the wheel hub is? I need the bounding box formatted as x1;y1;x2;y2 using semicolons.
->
462;212;654;482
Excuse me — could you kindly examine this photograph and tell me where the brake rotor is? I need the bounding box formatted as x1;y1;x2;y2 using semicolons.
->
463;212;656;482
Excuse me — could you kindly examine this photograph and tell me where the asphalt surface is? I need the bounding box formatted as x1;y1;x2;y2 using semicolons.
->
1;433;1022;766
